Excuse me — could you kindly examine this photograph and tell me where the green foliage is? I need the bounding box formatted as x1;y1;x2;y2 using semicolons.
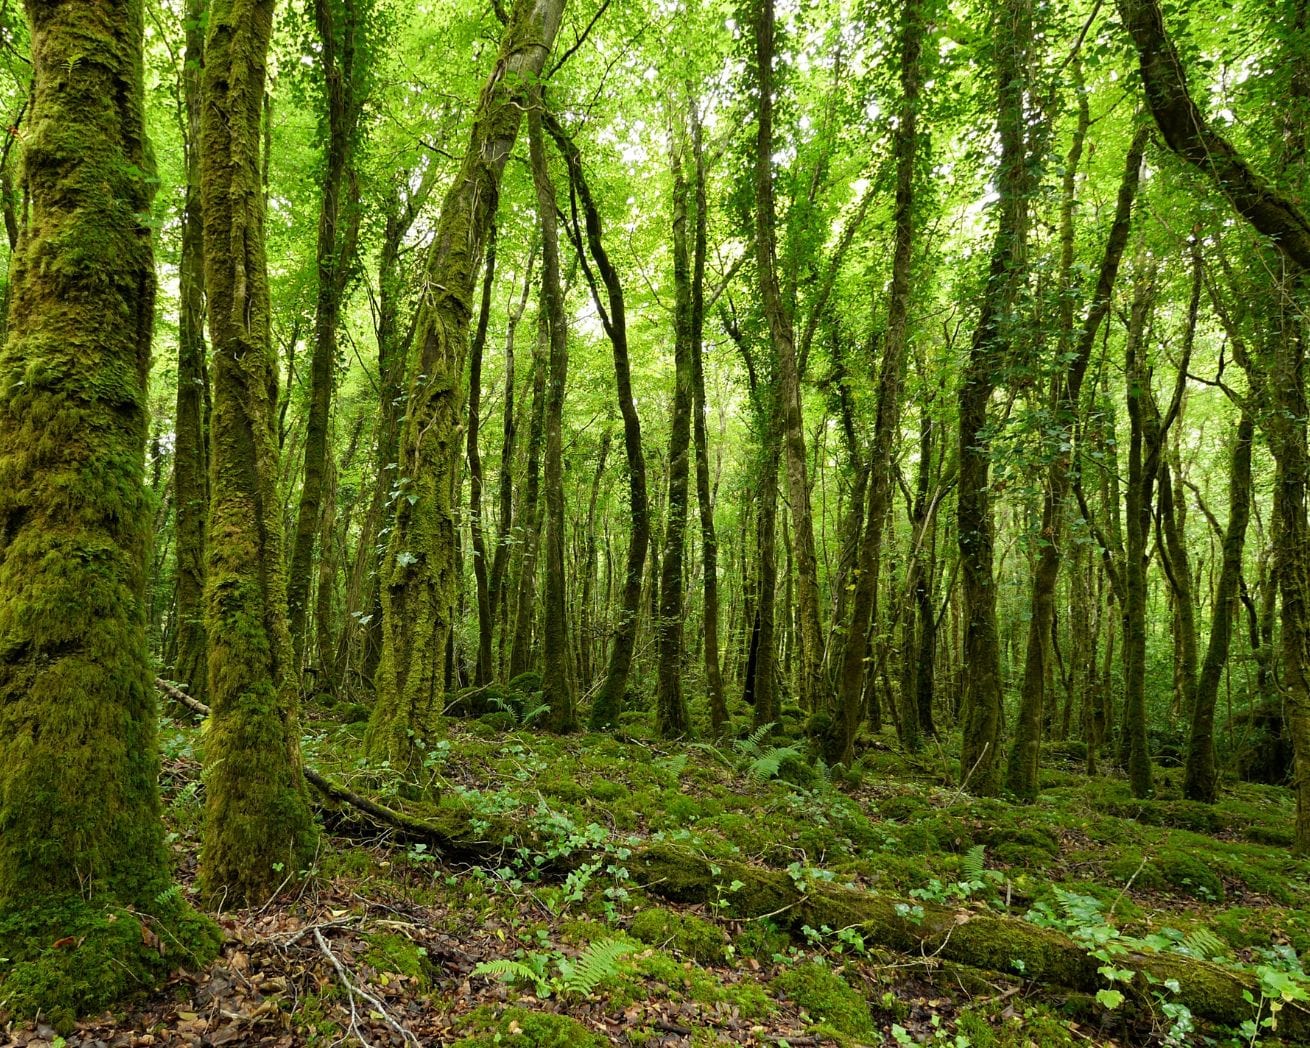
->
450;1006;606;1047
772;961;875;1042
472;937;636;998
628;906;730;964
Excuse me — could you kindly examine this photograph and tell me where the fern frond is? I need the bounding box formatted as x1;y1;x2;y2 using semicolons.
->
472;958;548;993
748;744;802;781
561;938;635;996
520;700;551;727
154;884;183;910
962;844;987;882
735;721;777;757
1180;926;1227;960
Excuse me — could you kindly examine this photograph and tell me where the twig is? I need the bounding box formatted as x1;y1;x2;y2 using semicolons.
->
314;926;420;1047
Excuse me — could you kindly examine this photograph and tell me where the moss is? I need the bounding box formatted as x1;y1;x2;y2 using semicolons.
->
1109;849;1225;901
450;1005;606;1047
479;711;518;732
772;961;874;1041
0;897;220;1032
362;931;431;988
629;907;729;963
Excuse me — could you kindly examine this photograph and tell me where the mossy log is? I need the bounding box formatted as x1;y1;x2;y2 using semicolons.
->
159;681;1310;1039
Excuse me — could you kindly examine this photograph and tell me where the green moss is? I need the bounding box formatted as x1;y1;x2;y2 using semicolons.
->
362;931;431;988
0;897;221;1032
479;711;518;732
450;1005;606;1047
1109;849;1225;901
629;907;729;963
772;961;874;1041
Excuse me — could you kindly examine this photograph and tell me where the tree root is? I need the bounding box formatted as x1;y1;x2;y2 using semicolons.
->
154;679;1308;1039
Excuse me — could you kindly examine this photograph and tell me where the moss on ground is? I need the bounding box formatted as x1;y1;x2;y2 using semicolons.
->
628;906;729;963
450;1005;606;1046
772;961;874;1042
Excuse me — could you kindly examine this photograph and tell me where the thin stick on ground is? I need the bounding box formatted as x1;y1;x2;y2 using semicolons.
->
314;925;420;1048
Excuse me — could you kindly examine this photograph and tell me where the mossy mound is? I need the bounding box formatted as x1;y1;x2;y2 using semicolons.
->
628;906;729;963
0;896;221;1032
772;961;874;1042
1109;849;1225;902
450;1005;606;1046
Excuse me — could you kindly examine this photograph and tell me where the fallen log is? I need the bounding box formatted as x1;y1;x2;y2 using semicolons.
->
155;679;1308;1039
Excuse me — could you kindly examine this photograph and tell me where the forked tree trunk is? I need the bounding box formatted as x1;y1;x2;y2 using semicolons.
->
368;0;567;770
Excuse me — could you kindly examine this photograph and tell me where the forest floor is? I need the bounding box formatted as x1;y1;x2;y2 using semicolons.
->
5;699;1310;1048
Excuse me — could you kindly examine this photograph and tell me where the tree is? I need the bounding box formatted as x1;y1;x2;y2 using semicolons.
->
198;0;317;901
367;0;567;770
0;0;218;1020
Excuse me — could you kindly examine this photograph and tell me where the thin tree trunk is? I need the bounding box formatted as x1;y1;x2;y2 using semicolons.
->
467;223;498;685
509;307;548;680
836;0;923;764
528;98;576;732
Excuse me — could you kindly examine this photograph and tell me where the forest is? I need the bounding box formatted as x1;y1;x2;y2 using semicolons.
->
3;0;1310;1043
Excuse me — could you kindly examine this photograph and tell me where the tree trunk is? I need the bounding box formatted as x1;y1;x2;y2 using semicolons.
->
752;0;824;716
1005;127;1147;799
368;0;567;770
528;98;576;732
836;0;923;764
654;119;695;739
545;112;650;731
1186;412;1254;802
467;223;498;685
0;0;220;1018
958;0;1031;795
198;0;317;900
173;0;210;704
509;308;547;681
288;0;360;663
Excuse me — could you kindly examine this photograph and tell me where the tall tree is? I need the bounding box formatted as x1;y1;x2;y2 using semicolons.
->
529;94;577;731
0;0;218;1019
366;0;567;770
958;0;1031;795
1005;126;1148;800
287;0;364;667
752;0;825;716
173;0;210;703
198;0;317;900
655;111;695;739
836;0;924;765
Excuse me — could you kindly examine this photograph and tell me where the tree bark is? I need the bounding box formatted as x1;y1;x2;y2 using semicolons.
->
467;223;498;686
198;0;317;900
173;0;210;704
1005;127;1147;800
752;0;825;716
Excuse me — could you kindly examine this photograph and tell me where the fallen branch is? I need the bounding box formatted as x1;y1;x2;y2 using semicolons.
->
155;679;1310;1040
314;925;419;1048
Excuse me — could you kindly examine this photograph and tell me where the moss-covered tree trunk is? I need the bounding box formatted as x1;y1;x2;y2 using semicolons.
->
752;0;824;718
288;0;360;672
0;0;218;1021
508;311;547;680
198;0;317;901
1005;127;1146;800
467;223;497;686
173;0;210;704
958;0;1030;795
528;98;576;732
1186;412;1253;801
367;0;566;770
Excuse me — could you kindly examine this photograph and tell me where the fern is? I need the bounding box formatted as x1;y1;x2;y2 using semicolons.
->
520;700;551;727
962;844;987;883
748;744;802;781
735;722;777;757
1180;926;1227;960
154;884;183;910
656;753;689;781
557;938;635;996
472;958;548;995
